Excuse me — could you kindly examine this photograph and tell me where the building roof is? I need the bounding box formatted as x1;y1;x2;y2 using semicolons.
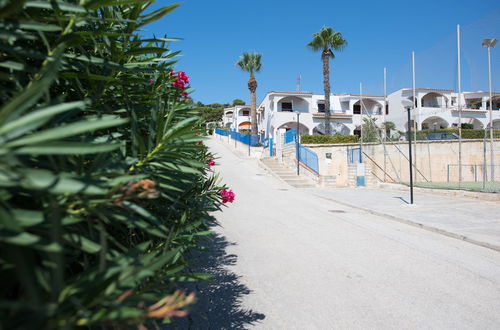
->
223;105;250;111
463;91;500;95
268;91;313;95
334;93;384;98
401;88;453;92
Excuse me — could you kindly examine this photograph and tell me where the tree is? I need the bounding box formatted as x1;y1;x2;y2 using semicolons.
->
232;98;245;106
361;117;379;142
307;27;347;135
381;121;396;138
236;52;262;136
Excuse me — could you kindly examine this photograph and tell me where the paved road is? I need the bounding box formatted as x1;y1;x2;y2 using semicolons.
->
181;137;500;329
311;187;500;252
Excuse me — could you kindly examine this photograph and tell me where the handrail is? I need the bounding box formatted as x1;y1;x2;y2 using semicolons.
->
298;144;319;175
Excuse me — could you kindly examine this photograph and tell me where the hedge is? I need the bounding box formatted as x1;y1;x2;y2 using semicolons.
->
415;129;500;140
300;134;359;144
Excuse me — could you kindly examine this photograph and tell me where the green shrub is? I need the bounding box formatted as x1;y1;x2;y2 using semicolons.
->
417;129;499;140
0;1;228;328
461;123;474;129
301;134;359;144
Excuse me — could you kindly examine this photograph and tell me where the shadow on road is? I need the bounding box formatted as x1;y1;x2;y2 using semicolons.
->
170;232;265;329
393;196;410;204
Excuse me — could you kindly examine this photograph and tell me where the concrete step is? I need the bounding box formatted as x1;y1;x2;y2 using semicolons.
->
260;157;317;188
288;182;316;188
280;174;302;179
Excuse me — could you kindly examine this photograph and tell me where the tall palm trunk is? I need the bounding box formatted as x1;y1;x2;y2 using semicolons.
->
248;74;258;136
322;50;331;135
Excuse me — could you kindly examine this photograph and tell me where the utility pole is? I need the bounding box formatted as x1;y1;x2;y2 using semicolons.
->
407;106;414;204
296;112;301;175
412;51;418;182
384;67;388;182
483;38;497;182
457;25;463;188
360;82;363;150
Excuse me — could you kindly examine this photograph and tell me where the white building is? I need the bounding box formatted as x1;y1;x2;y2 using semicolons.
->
222;104;251;131
221;88;500;140
386;88;500;131
255;91;385;140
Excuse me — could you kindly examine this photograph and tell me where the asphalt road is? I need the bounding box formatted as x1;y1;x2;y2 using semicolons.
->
179;137;500;329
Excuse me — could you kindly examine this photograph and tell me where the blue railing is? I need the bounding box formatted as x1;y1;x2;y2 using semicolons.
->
236;133;260;146
298;144;319;175
261;138;274;156
284;128;297;144
215;128;230;136
215;129;261;147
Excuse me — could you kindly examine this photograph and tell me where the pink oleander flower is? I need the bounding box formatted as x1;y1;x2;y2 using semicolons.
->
220;189;235;204
149;79;155;85
181;92;188;97
208;158;215;167
173;79;185;89
177;71;189;83
197;140;203;145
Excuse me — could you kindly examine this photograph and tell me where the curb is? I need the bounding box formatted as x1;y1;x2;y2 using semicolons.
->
313;193;500;253
377;182;500;202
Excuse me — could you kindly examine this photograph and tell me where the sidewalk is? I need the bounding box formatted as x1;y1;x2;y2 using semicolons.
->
310;187;500;252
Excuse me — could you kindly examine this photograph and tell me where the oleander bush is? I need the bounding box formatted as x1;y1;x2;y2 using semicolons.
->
0;0;228;328
300;134;358;144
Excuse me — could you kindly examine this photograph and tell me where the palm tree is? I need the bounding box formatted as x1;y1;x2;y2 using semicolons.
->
307;27;347;135
237;52;262;137
381;121;396;139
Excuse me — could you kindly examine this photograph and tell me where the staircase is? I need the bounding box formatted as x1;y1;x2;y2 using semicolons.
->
261;157;316;188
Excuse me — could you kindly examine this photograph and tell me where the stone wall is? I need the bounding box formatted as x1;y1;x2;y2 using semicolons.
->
305;139;500;186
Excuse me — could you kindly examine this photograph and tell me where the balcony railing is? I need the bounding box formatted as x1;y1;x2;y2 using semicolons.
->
421;104;447;108
279;108;308;113
316;109;349;114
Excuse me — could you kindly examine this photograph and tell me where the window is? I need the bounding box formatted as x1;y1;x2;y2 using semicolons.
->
353;104;361;114
317;102;325;112
242;110;250;116
281;102;292;111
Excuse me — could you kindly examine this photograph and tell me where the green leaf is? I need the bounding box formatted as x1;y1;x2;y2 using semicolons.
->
84;0;150;10
5;116;128;147
0;229;61;252
0;168;108;195
137;4;179;28
0;47;62;125
63;233;101;254
125;46;167;56
0;100;86;140
24;1;87;13
11;142;122;155
12;209;44;227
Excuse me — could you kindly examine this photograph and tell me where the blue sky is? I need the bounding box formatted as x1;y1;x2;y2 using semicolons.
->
145;0;500;104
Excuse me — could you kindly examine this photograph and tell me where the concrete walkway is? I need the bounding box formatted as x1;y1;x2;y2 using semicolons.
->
311;187;500;252
177;136;500;329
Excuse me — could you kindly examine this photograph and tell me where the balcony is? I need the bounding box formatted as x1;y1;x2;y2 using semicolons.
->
421;104;448;108
312;109;352;118
279;107;309;113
